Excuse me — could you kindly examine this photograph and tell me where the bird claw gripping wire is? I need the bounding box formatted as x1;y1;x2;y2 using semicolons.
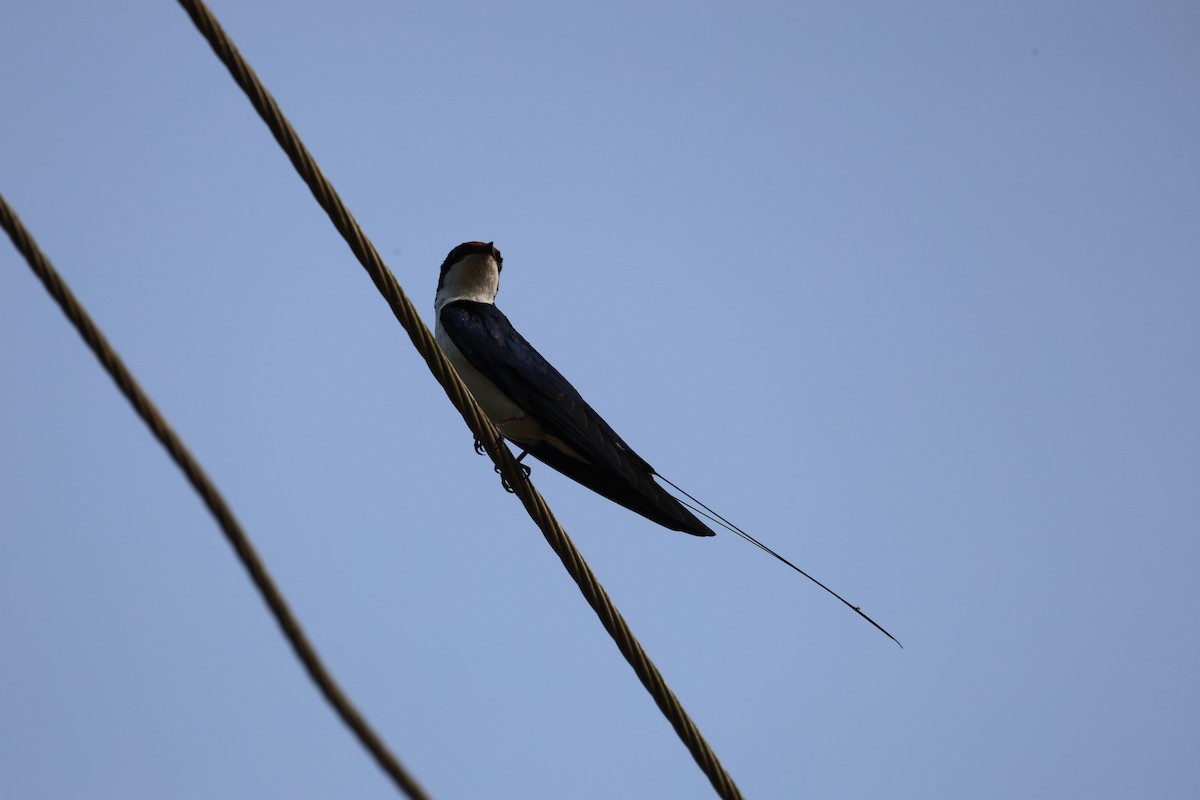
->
494;460;532;493
472;432;531;492
473;422;508;456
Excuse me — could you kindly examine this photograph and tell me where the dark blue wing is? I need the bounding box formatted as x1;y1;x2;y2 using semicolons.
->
439;300;714;536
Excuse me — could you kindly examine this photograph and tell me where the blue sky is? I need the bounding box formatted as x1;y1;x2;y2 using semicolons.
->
2;2;1197;798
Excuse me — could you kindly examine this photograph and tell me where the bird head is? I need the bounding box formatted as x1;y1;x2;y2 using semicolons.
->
435;241;504;307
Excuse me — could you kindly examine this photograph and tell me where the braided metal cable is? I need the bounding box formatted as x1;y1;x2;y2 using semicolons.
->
0;192;433;800
172;2;745;797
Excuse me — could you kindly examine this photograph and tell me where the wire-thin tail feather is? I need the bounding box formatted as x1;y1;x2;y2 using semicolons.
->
655;474;903;648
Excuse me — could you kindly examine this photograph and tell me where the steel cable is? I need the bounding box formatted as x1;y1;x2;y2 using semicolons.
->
172;1;745;797
0;1;743;794
0;192;433;800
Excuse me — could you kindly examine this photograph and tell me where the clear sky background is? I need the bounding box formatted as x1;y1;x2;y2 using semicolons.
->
2;2;1197;798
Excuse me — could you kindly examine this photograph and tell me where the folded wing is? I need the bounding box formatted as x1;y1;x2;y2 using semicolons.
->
439;300;714;537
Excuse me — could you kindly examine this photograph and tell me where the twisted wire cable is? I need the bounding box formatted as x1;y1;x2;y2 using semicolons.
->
0;192;433;800
172;1;744;797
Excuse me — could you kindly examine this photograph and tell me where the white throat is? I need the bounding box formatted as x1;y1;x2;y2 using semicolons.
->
435;254;500;312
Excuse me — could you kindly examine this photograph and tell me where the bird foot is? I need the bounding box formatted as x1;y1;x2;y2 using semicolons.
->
474;423;508;456
495;461;532;493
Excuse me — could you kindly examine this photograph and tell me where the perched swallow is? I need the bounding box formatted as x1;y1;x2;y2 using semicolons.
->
434;241;713;536
434;241;900;646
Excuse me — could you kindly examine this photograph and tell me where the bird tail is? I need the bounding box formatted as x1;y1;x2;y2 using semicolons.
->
655;473;902;648
526;443;715;537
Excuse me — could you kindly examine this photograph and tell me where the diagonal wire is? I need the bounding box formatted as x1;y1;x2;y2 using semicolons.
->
171;1;745;797
0;192;433;800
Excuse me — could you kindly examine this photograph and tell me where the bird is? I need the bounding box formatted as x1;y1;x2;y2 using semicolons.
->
434;241;900;646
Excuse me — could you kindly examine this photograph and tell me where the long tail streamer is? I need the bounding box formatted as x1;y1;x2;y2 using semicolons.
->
656;474;902;648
